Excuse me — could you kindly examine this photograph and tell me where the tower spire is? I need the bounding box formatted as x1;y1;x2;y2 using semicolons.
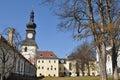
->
30;9;34;22
27;9;36;28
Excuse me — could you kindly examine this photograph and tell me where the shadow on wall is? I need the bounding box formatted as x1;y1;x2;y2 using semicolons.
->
6;73;37;80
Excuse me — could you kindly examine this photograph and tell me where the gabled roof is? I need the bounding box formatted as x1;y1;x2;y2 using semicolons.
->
37;51;58;59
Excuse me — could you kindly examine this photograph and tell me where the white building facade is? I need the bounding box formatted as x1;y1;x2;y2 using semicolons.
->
96;46;120;75
0;34;36;80
36;51;59;77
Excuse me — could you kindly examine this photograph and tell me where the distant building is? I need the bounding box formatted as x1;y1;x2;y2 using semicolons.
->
79;61;97;76
36;51;79;77
36;51;59;77
59;58;79;77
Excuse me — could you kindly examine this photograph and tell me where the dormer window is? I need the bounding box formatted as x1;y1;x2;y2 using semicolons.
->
24;47;27;52
40;54;42;56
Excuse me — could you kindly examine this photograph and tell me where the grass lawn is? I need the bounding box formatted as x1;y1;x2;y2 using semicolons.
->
41;76;117;80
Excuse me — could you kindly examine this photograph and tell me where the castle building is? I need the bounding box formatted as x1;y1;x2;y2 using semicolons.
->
0;29;36;80
36;51;59;77
21;10;38;65
59;58;79;77
36;51;79;77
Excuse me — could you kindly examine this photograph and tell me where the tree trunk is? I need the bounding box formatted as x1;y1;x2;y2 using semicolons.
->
97;43;108;80
87;63;90;76
1;75;6;80
1;76;3;80
112;41;118;80
113;65;118;80
81;70;84;76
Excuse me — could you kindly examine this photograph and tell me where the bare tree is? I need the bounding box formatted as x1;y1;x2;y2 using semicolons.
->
0;39;16;80
0;28;22;80
68;41;95;76
41;0;120;80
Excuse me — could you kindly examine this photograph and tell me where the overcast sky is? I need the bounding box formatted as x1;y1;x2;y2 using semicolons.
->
0;0;84;58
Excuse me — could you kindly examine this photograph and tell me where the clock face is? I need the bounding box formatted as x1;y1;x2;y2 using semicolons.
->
27;33;33;39
61;60;64;63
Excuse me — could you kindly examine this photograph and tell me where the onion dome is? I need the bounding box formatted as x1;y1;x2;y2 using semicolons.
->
26;10;36;28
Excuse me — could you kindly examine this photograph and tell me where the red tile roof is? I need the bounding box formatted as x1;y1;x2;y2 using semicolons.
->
37;51;58;59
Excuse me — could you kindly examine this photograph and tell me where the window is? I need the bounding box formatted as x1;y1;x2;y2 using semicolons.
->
47;68;49;70
49;60;51;63
39;73;42;76
64;72;66;75
38;60;40;63
51;68;53;70
54;68;56;70
18;60;20;72
42;66;44;69
38;66;40;69
54;60;56;63
69;63;72;70
40;54;42;56
24;47;27;52
51;66;53;70
64;67;66;71
42;60;44;63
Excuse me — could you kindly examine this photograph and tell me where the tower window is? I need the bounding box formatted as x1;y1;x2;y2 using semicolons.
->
69;63;72;70
24;47;27;52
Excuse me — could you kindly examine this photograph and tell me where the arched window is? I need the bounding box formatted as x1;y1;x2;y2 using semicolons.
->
24;47;27;52
69;63;72;70
107;55;111;62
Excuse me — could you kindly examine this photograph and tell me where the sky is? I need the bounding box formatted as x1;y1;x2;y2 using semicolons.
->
0;0;83;58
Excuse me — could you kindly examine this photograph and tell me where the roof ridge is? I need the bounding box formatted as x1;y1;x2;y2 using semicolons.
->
37;51;58;59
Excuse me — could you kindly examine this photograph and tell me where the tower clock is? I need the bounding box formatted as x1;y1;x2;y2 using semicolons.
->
27;33;33;39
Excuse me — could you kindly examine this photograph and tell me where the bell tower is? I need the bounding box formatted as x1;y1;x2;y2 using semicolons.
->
21;10;38;65
26;10;36;40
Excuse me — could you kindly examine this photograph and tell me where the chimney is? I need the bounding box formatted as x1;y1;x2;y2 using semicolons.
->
8;28;15;46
